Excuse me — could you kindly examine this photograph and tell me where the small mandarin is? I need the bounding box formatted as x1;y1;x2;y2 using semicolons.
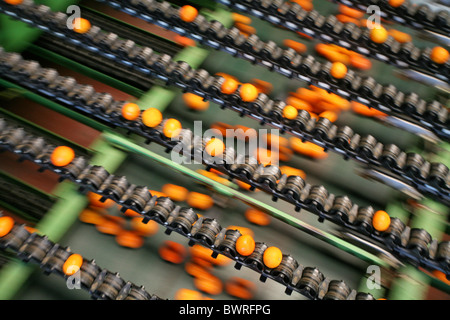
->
87;192;114;208
161;184;188;202
283;105;298;120
290;0;313;11
0;216;14;237
235;22;256;35
330;62;347;79
225;277;256;300
245;208;271;226
236;234;256;256
149;190;168;198
51;146;75;167
372;210;391;232
183;93;209;111
349;54;372;70
24;226;39;234
194;273;223;295
430;47;449;65
432;270;450;285
388;0;405;7
289;137;328;159
174;35;196;47
283;39;307;53
387;29;412;43
370;25;389;44
262;133;289;148
190;245;231;266
95;216;124;235
174;288;204;300
352;101;387;117
263;246;282;269
141;108;163;127
338;5;365;19
221;77;239;94
121;102;140;120
159;240;187;264
185;259;212;278
131;217;159;236
4;0;23;4
187;192;214;210
63;254;83;276
179;5;198;23
227;226;254;237
286;96;312;111
251;78;273;95
319;110;338;122
280;166;306;179
72;17;91;34
123;209;141;218
116;230;144;249
205;138;225;157
239;83;259;102
295;87;322;104
255;148;278;166
232;13;252;25
336;14;360;26
79;209;104;225
163;118;182;138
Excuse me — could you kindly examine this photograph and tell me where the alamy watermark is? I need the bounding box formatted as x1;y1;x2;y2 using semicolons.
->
66;5;82;30
366;5;382;29
366;265;382;290
65;266;81;290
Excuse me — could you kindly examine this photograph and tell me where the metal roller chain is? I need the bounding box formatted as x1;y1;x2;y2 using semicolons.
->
328;0;450;37
0;120;382;301
96;0;449;140
0;0;449;141
1;41;449;206
0;47;449;256
0;215;162;300
0;115;449;279
210;0;450;81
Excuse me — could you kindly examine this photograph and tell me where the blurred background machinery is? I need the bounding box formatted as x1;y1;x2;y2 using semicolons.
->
0;0;449;300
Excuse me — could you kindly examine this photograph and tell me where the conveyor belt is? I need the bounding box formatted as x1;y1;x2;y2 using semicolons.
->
209;0;450;81
1;0;448;141
0;0;448;301
0;119;384;300
94;0;450;141
329;0;450;38
0;216;163;300
1;43;449;207
0;105;449;278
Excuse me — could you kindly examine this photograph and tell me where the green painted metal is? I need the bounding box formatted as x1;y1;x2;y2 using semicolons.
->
410;200;448;240
385;202;411;223
388;265;430;300
0;136;126;299
200;7;234;27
